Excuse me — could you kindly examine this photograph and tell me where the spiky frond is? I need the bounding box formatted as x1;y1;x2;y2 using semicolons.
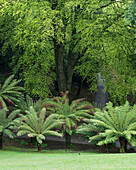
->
0;75;24;108
41;92;94;135
17;106;63;144
3;129;15;138
16;95;48;114
78;101;136;148
0;108;19;138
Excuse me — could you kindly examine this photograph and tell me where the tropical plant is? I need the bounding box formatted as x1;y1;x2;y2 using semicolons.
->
0;108;20;149
77;101;136;153
41;92;94;148
16;95;49;114
17;106;63;152
77;118;99;141
0;75;24;109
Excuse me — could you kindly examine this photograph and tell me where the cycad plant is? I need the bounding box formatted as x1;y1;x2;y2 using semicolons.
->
17;106;63;152
78;101;136;153
0;75;24;109
0;108;20;149
16;95;48;113
41;92;94;148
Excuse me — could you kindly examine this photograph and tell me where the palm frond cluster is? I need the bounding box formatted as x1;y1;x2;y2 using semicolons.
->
16;95;49;114
0;75;24;109
41;91;94;135
0;75;96;151
2;75;136;153
17;106;63;144
77;101;136;152
0;108;20;138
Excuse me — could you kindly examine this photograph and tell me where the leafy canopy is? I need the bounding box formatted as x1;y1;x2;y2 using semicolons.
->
0;0;136;105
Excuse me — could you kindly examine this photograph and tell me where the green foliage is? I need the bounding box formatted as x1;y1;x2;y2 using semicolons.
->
41;92;94;135
78;101;136;151
16;95;49;114
125;0;136;26
77;118;98;139
0;108;20;138
0;0;55;98
74;0;136;105
1;0;136;105
17;106;63;145
0;75;24;109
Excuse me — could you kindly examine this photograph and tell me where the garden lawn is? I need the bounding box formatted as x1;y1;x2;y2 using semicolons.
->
0;150;136;170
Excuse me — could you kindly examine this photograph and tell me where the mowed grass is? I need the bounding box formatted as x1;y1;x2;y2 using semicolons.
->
0;149;136;170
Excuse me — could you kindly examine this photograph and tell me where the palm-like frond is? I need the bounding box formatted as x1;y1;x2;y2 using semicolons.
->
0;75;24;108
41;92;94;134
16;95;48;114
17;106;63;144
0;108;19;138
77;101;136;150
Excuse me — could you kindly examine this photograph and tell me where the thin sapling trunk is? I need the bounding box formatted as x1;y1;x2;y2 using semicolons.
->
65;131;71;149
119;137;127;153
37;142;42;152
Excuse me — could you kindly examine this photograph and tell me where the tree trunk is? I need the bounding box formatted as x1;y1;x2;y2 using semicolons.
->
54;40;67;94
65;132;71;149
76;76;82;98
67;55;73;103
67;28;76;102
119;137;127;153
0;133;3;149
37;142;42;152
52;0;67;94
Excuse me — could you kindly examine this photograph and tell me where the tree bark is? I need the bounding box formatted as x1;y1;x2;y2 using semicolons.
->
0;133;3;149
67;28;76;102
52;1;67;94
76;76;82;98
65;131;71;149
119;137;127;153
54;41;67;93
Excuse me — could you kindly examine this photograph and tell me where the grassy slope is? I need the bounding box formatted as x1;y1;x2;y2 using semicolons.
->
0;150;136;170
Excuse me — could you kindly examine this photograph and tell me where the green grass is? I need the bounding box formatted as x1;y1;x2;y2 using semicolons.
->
0;149;136;170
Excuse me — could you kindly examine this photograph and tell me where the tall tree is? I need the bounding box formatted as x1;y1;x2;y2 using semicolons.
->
1;0;135;104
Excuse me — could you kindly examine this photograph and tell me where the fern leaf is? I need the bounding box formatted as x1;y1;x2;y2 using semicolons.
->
42;130;62;138
1;75;14;90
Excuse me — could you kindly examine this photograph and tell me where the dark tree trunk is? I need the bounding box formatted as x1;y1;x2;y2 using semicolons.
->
52;2;79;97
76;76;82;98
0;133;3;149
37;142;42;152
54;40;67;94
52;1;67;95
119;137;127;153
67;28;76;102
65;132;71;149
67;54;73;103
